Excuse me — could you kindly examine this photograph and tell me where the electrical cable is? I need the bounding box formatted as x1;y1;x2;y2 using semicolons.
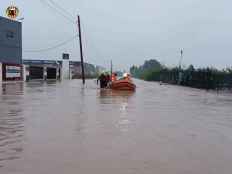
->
48;0;76;19
39;0;76;24
23;35;78;52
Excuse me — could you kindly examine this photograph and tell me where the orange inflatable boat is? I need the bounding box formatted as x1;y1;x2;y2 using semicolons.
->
110;79;136;91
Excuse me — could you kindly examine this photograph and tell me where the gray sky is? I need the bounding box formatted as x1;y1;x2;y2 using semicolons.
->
1;0;232;70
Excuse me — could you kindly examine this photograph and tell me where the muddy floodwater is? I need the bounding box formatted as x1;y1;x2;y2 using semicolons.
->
0;80;232;174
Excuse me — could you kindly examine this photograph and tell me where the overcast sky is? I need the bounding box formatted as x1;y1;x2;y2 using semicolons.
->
1;0;232;70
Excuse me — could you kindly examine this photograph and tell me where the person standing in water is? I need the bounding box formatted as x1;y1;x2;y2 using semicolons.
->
97;73;110;88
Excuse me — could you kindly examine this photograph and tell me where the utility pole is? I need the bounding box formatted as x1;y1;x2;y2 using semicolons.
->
77;15;85;84
110;60;113;79
178;49;183;85
179;49;183;69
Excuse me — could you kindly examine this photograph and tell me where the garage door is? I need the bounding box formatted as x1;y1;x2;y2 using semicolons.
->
47;68;56;79
29;66;43;79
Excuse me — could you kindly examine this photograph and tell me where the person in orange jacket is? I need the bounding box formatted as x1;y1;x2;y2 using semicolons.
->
111;73;117;82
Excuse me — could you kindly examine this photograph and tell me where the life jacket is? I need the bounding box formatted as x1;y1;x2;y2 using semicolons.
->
125;74;131;81
111;74;117;81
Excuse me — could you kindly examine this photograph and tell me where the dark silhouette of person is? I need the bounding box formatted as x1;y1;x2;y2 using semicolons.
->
97;73;107;88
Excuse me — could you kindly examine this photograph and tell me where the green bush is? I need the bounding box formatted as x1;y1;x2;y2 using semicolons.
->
130;60;232;90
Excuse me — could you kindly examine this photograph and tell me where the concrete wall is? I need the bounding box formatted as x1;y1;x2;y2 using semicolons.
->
62;60;70;80
23;65;27;81
43;67;47;80
0;16;22;64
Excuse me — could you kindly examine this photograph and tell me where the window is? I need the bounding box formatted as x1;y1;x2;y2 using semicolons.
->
6;31;14;39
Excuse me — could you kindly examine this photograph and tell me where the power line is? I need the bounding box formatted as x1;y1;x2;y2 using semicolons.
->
81;20;105;63
24;35;78;52
39;0;75;24
48;0;76;19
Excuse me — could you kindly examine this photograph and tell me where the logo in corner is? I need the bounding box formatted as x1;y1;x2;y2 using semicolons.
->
6;5;19;19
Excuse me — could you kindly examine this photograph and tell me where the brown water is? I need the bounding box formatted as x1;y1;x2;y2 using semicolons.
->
0;80;232;174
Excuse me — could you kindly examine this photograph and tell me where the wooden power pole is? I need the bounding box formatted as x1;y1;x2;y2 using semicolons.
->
77;15;85;84
110;60;113;79
179;49;183;69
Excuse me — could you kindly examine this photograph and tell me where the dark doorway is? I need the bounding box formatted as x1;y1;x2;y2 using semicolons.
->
29;66;43;79
47;68;56;79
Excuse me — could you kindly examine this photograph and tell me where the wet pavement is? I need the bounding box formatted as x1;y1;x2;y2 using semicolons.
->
0;80;232;174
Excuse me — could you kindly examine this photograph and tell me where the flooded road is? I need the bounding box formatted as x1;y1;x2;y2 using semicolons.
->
0;79;232;174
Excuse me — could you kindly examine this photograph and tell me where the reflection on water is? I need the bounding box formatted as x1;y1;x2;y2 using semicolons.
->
0;80;232;174
98;89;134;103
1;82;24;96
0;83;24;168
99;89;135;97
98;89;135;133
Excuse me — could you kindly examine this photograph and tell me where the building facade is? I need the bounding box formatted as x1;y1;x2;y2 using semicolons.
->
0;16;22;82
69;61;99;79
23;60;62;81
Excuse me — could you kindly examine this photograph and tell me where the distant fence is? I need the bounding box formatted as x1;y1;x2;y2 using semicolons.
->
132;67;232;90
